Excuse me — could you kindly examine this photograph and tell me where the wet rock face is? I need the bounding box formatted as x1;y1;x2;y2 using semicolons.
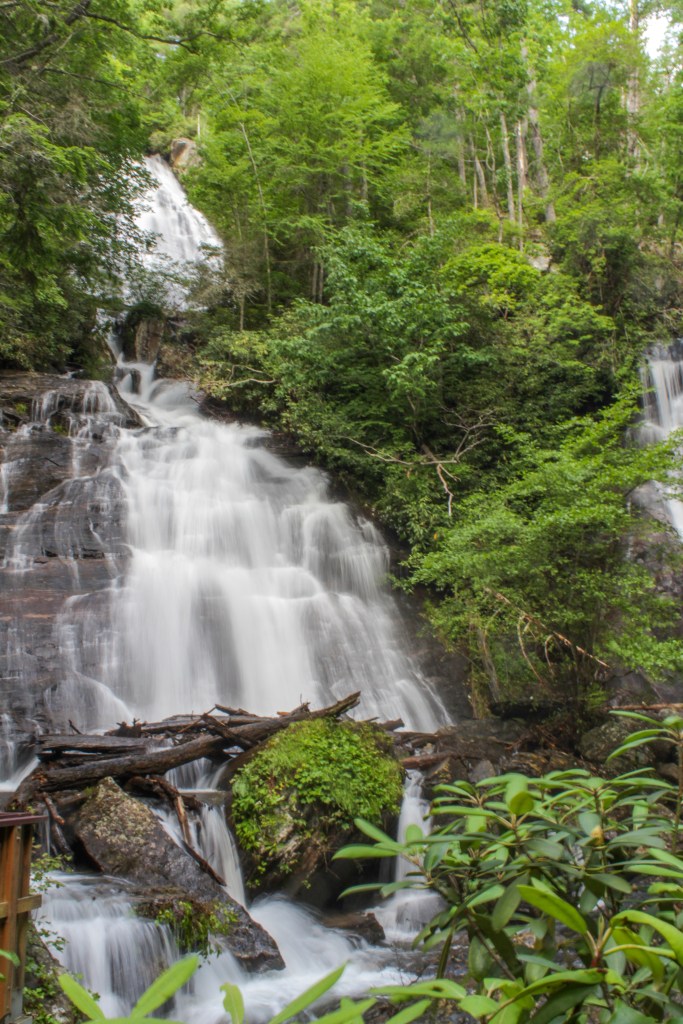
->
0;372;140;433
0;373;136;731
71;779;284;973
133;319;165;363
169;138;200;172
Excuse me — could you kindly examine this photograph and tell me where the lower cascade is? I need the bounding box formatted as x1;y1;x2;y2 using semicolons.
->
33;766;433;1021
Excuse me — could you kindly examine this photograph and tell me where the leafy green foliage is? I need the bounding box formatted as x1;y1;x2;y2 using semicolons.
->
0;0;149;370
339;748;683;1022
408;397;683;704
231;719;403;879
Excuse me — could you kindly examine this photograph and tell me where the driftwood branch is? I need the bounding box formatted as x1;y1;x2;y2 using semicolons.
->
604;703;683;712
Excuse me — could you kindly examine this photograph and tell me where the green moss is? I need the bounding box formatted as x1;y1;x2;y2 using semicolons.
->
24;922;76;1024
231;719;403;878
146;897;236;959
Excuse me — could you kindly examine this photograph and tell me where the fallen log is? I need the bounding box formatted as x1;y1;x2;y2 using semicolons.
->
13;692;363;807
401;753;459;771
38;735;151;761
14;734;228;806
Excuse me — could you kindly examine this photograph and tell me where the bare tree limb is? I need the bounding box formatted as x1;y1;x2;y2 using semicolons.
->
485;588;610;671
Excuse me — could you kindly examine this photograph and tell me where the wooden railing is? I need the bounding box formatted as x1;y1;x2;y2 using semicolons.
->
0;814;43;1024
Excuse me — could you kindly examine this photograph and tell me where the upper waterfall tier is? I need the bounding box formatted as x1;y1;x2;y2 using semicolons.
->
135;154;222;266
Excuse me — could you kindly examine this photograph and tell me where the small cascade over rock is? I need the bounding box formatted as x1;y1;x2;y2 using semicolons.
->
640;341;683;534
374;771;443;944
37;875;180;1017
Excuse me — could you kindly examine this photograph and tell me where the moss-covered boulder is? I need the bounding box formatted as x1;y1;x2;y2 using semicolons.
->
231;719;403;899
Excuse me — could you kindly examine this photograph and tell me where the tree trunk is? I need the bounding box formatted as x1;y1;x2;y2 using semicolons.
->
515;119;528;235
522;46;556;223
238;120;272;312
456;107;467;188
500;111;516;224
470;136;489;207
626;0;640;159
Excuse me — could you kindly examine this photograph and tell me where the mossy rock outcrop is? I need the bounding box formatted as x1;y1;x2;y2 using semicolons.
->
231;718;403;900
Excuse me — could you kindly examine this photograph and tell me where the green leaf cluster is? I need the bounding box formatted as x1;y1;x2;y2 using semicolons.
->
339;737;683;1022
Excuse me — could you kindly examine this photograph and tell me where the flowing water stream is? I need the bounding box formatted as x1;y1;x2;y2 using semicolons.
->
640;341;683;534
1;156;446;1017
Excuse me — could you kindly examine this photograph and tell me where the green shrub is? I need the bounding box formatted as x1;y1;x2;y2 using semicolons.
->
339;718;683;1022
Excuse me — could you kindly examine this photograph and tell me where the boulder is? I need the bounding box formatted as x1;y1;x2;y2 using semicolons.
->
134;318;165;363
602;671;659;708
72;778;284;972
322;911;385;944
169;138;200;172
578;716;651;768
630;481;674;528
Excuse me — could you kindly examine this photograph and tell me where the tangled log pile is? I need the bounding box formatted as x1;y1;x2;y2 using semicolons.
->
14;692;411;972
14;691;365;810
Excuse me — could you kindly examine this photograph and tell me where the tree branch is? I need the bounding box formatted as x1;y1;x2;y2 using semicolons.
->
82;11;230;52
2;0;92;64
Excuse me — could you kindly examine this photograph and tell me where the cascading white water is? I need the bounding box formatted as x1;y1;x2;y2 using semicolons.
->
136;156;222;266
130;155;222;308
374;771;443;944
0;713;37;796
181;898;416;1024
37;876;180;1016
78;392;446;729
3;154;450;1018
641;342;683;534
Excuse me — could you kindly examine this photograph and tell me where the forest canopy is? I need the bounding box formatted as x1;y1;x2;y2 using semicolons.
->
2;0;683;704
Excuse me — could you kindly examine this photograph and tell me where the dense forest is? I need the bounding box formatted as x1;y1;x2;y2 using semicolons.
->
2;0;683;709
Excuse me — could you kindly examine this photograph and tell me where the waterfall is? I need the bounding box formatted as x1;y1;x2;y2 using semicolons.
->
136;156;222;267
91;391;445;728
640;341;683;534
0;713;37;796
130;155;222;307
2;154;450;1017
29;379;448;730
374;771;443;943
37;876;180;1017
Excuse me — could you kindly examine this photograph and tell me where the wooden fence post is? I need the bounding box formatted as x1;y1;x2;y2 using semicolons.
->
0;814;43;1024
